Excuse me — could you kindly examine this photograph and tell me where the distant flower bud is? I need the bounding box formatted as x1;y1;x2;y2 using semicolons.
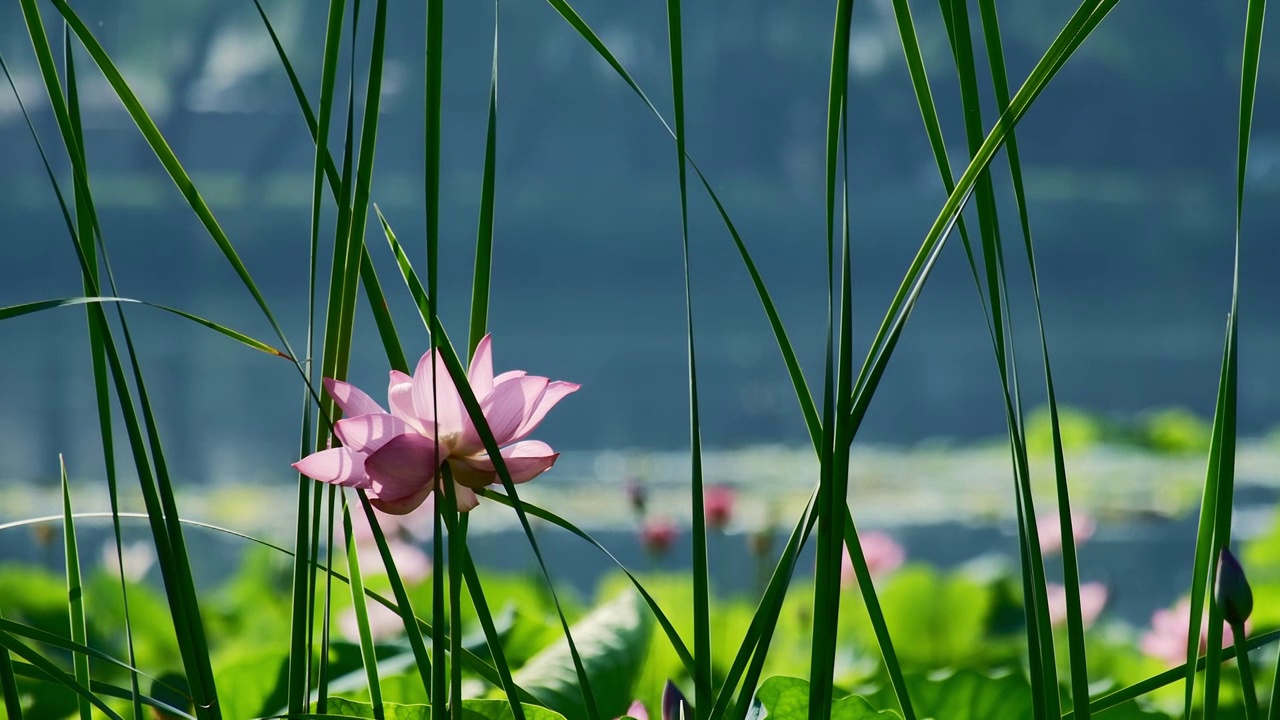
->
748;526;774;558
626;479;648;516
641;518;677;558
1217;547;1254;626
662;680;693;720
703;484;737;530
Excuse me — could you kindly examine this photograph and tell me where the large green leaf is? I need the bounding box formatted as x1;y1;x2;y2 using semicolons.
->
212;651;288;720
329;697;430;719
460;700;569;719
744;677;897;720
511;591;652;720
866;670;1032;720
326;698;568;719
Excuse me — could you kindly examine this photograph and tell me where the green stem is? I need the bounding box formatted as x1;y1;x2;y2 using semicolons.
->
1234;622;1261;720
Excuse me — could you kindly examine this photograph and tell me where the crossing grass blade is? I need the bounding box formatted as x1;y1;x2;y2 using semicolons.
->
934;0;1059;713
476;489;695;672
0;618;189;696
9;663;195;720
0;614;20;720
60;457;92;720
972;0;1093;713
1057;630;1280;719
0;630;125;720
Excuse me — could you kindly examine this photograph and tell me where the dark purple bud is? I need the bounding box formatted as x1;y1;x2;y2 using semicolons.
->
626;479;648;516
662;680;693;720
1216;547;1253;626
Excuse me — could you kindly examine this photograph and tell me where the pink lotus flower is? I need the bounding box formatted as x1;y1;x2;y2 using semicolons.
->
616;700;648;720
642;518;678;557
1046;581;1108;628
704;484;736;530
841;531;906;587
1140;598;1249;666
1038;510;1096;555
293;335;579;514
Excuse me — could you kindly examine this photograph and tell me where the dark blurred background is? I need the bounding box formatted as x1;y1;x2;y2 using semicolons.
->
2;0;1279;487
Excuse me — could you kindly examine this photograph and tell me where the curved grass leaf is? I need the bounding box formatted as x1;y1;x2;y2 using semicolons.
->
475;489;694;674
43;0;299;364
9;662;194;720
0;629;124;720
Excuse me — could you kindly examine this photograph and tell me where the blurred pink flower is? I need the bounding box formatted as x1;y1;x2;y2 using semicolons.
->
704;485;736;530
294;335;578;514
343;499;432;583
1038;510;1096;555
616;700;648;720
642;518;678;557
841;531;906;587
1046;581;1108;628
1140;598;1249;666
339;600;405;643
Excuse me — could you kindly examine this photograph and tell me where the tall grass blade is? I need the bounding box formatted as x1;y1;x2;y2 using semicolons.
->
16;6;226;712
56;35;131;716
661;0;711;715
421;0;448;712
722;495;819;720
972;0;1092;713
935;0;1058;713
1198;0;1263;712
60;457;91;720
810;0;854;711
5;44;156;719
469;0;500;357
342;498;385;718
453;515;526;718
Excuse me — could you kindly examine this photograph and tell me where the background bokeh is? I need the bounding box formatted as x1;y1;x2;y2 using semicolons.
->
3;0;1280;488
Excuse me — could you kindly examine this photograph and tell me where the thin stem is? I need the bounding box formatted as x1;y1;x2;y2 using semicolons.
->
1235;622;1261;720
